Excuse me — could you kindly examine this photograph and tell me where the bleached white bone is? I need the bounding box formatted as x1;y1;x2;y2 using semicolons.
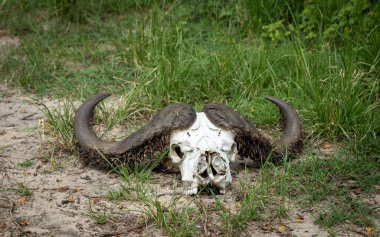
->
170;112;237;195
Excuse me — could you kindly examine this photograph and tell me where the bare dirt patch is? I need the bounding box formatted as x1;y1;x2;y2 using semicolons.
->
0;84;334;236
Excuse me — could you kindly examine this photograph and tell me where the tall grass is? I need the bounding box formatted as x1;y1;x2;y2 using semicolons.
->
2;1;378;149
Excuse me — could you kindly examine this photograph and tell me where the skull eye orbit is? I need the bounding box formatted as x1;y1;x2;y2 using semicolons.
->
175;146;184;158
170;144;184;162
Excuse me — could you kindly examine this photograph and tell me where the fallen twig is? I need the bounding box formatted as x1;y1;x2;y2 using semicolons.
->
348;227;369;236
21;113;38;120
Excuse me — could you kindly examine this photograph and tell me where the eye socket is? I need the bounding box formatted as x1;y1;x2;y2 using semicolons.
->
170;144;184;162
174;145;184;159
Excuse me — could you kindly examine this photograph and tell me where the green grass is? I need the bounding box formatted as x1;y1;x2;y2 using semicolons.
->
1;0;379;236
18;159;33;168
39;99;76;151
106;162;157;202
16;182;33;196
145;199;200;237
88;205;114;225
288;152;380;229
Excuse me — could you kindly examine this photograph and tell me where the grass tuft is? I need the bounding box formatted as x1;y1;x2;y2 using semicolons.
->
145;199;200;237
16;182;33;196
39;99;76;151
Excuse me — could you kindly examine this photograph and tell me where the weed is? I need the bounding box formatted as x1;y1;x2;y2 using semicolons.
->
107;190;125;201
40;144;65;173
18;159;33;168
88;205;113;225
16;182;32;196
215;184;262;236
144;198;200;237
105;152;165;202
39;100;76;151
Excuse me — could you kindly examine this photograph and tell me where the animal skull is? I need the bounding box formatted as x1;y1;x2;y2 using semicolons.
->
73;93;304;196
170;112;237;195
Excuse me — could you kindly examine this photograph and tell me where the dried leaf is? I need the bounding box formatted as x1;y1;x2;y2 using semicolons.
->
365;227;373;234
19;219;29;226
67;196;75;203
260;224;272;232
295;214;304;223
278;224;286;233
322;143;332;149
17;197;27;205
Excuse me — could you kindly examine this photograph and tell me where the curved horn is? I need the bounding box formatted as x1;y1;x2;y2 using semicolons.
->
74;93;113;153
74;93;196;169
202;96;303;165
264;96;303;153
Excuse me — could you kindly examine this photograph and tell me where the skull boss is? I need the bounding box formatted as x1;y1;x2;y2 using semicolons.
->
170;113;237;195
74;93;303;196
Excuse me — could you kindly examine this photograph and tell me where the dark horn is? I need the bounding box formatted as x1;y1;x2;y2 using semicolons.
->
74;93;196;169
265;96;303;154
74;92;113;153
203;96;303;166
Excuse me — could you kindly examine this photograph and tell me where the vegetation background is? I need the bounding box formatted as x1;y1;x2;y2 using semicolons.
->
0;0;379;236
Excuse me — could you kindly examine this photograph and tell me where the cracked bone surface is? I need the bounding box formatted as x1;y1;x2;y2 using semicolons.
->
170;112;237;195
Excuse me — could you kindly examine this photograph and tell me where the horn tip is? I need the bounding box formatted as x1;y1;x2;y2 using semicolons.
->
264;95;275;99
264;96;277;103
98;92;112;98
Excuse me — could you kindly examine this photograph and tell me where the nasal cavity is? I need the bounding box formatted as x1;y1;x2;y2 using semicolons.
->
211;165;218;176
211;154;227;175
204;152;219;176
197;155;208;179
200;169;208;179
171;144;184;159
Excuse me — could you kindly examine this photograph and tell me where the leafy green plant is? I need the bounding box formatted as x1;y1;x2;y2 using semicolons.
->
88;204;113;225
18;160;33;168
16;182;33;196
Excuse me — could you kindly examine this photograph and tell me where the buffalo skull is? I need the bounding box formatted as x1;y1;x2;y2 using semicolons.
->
74;93;303;194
